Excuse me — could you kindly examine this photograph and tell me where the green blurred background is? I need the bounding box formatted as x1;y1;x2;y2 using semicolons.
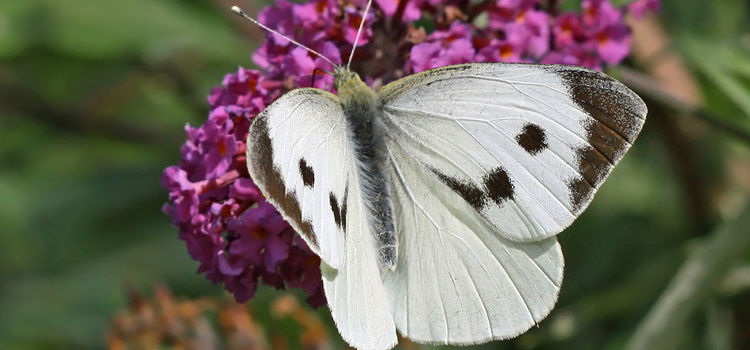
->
0;0;748;349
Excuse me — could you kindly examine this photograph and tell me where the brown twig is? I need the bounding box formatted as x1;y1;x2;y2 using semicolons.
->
391;0;411;30
626;206;750;350
617;66;750;146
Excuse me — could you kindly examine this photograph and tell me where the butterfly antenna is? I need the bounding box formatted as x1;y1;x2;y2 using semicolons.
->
346;0;373;70
231;5;337;68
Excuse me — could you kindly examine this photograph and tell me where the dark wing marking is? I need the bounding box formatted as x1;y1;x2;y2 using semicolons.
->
248;115;317;247
516;123;548;155
430;167;487;210
482;167;515;205
299;158;315;187
430;166;515;210
378;62;647;242
554;67;646;213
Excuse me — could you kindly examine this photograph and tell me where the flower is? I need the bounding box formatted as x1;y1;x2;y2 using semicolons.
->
409;21;476;72
553;13;584;48
376;0;422;21
593;22;631;65
162;0;659;307
628;0;660;19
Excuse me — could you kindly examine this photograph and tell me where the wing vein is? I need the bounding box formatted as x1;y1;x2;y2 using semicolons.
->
387;106;571;225
455;248;494;337
382;116;478;178
387;145;531;329
382;111;539;235
505;84;620;164
385;104;589;191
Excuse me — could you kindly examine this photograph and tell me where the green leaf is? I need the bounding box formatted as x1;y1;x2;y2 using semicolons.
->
683;40;750;121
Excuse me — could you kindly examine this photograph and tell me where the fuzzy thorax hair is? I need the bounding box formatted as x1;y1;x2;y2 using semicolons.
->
333;66;397;269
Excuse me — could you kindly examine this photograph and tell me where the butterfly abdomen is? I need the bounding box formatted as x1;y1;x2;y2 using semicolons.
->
336;70;397;269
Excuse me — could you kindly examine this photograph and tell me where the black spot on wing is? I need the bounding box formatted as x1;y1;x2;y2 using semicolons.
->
328;184;348;232
340;185;348;232
299;158;315;187
430;168;487;211
247;116;317;248
430;166;516;211
516;123;548;155
483;167;514;205
329;192;342;228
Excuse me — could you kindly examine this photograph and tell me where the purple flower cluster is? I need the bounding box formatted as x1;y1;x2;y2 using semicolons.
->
162;0;658;306
410;0;659;72
162;68;325;306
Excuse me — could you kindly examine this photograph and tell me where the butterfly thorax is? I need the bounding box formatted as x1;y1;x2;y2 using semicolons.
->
333;66;397;269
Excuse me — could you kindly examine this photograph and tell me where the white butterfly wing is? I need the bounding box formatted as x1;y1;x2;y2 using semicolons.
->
247;63;646;348
322;187;397;349
378;63;647;242
246;88;351;268
246;88;397;349
377;63;645;344
382;142;563;343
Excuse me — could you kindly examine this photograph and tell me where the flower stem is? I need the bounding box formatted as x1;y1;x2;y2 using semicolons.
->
392;0;410;29
196;169;241;195
617;66;750;146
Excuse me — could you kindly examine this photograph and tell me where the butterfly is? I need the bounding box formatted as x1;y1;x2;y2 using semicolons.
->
233;4;647;350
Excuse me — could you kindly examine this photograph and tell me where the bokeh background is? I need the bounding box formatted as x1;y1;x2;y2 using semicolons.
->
1;0;749;349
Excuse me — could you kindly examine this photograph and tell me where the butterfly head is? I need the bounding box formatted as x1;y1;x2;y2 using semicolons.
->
333;66;363;91
332;66;376;114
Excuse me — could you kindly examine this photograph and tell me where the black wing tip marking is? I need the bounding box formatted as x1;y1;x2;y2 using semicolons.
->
248;116;318;247
430;166;515;211
554;67;647;141
553;66;646;213
567;145;611;212
299;158;315;187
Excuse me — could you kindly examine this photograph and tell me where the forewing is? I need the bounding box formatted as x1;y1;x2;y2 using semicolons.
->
378;63;647;242
382;141;564;344
247;88;397;349
246;88;349;268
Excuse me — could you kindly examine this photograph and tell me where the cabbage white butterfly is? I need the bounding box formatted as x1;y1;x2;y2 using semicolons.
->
233;3;646;349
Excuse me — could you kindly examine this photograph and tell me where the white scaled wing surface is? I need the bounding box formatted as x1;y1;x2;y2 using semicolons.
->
246;88;348;268
321;190;398;350
377;63;646;344
378;63;646;242
383;142;564;343
246;88;397;349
